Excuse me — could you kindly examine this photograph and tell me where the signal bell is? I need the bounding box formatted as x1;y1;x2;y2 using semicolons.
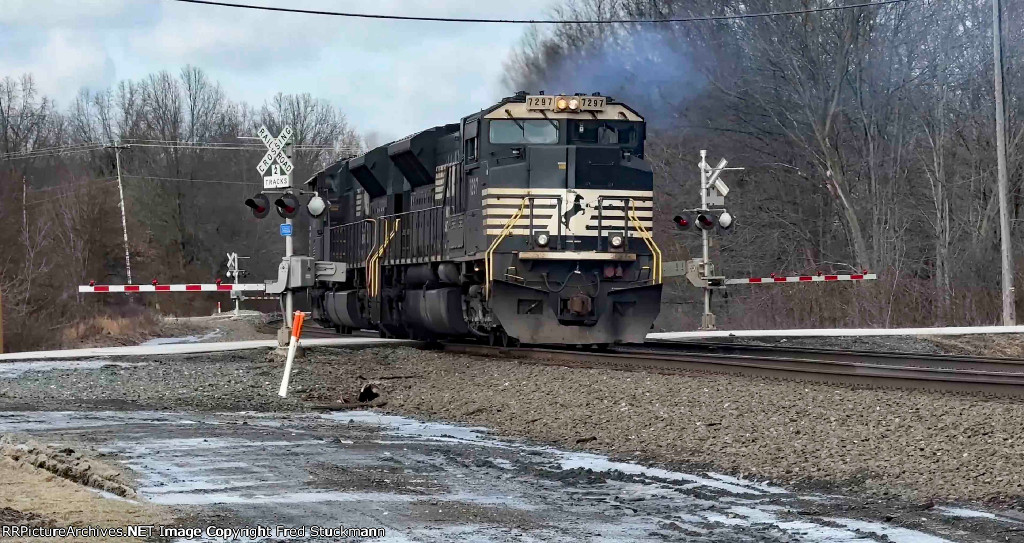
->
719;211;734;230
274;193;301;219
307;195;327;218
245;193;270;219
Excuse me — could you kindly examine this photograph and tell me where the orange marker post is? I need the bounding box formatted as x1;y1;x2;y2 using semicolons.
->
278;311;306;398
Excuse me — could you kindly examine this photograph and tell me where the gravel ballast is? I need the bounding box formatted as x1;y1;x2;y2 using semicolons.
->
2;345;1023;508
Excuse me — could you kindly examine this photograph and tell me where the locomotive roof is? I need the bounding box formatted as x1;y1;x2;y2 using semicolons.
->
307;92;643;186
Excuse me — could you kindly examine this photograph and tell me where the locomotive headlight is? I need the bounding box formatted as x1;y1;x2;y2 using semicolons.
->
555;98;568;111
535;233;550;247
568;98;580;111
609;234;624;248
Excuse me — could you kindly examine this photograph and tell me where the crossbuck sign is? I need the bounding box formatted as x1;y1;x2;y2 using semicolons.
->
257;125;294;189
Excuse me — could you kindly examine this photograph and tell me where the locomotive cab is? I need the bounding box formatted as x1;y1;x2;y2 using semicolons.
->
475;93;662;344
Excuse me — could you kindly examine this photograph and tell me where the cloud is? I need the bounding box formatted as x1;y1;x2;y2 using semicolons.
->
0;28;115;105
0;0;149;28
0;0;556;133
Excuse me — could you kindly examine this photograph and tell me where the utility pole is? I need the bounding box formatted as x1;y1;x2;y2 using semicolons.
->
107;141;133;285
993;0;1016;325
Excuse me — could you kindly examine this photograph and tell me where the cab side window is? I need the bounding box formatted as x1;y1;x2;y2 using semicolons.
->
464;120;479;163
445;163;466;215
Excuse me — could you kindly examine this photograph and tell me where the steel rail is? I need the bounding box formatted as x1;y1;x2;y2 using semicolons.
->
639;340;1024;374
440;342;1024;397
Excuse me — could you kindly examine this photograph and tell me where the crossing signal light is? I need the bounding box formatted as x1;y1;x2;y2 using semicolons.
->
245;193;270;219
673;214;691;230
696;213;715;230
274;193;300;219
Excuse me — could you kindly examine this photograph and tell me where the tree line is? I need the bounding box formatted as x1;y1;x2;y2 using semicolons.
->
0;67;358;351
506;0;1024;330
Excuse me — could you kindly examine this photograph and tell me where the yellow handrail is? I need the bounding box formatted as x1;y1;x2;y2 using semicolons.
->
368;219;400;297
362;218;378;300
484;198;528;300
628;199;662;284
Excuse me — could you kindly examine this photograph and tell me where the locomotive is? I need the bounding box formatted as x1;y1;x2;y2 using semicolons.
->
304;91;662;345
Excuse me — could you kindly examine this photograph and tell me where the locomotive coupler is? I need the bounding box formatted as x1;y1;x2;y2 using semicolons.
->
566;293;593;316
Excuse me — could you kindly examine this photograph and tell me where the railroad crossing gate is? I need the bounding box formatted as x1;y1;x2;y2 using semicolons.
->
668;151;876;330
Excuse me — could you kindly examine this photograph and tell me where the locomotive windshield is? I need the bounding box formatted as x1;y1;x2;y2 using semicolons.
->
489;119;559;144
568;120;640;146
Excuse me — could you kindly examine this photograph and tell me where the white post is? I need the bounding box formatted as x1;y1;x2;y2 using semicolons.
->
21;176;26;233
699;150;714;330
278;311;304;397
114;144;132;285
284;141;294;328
230;252;241;316
279;328;299;397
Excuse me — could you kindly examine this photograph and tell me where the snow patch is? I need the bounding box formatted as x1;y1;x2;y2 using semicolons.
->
0;359;137;379
936;506;998;519
140;329;224;346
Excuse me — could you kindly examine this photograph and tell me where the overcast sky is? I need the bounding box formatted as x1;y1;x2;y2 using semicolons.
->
0;0;556;141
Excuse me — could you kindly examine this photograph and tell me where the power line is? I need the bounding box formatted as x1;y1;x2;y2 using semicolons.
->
123;174;259;187
0;144;105;161
124;141;358;152
1;140;360;160
23;180;119;207
26;177;119;193
168;0;911;24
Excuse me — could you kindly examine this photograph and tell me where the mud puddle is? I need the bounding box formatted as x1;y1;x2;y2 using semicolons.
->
0;411;1017;542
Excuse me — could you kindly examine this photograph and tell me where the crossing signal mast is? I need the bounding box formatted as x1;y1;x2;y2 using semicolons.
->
692;151;742;329
242;126;331;341
666;150;876;330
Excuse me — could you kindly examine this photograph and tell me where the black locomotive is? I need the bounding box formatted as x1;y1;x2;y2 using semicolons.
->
305;92;663;345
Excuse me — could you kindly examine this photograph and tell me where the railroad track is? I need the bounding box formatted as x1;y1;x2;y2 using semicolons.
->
441;341;1024;397
297;322;1024;396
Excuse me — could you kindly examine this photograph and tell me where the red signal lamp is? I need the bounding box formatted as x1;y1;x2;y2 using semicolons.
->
274;193;301;219
245;193;271;219
696;213;715;230
672;214;691;230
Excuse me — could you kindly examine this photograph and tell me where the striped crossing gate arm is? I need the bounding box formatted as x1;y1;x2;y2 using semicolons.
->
724;273;877;285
